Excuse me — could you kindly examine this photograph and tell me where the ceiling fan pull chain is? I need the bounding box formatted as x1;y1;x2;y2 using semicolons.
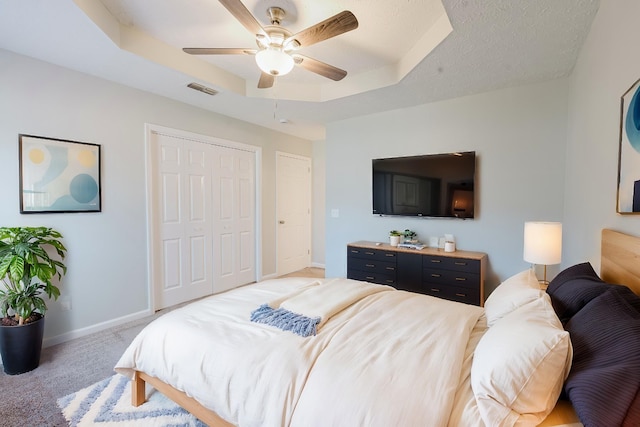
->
273;98;278;121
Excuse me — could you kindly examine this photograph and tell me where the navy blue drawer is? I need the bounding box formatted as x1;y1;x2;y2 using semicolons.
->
347;246;397;262
422;283;480;305
422;268;480;289
347;269;396;286
349;257;396;274
422;256;480;274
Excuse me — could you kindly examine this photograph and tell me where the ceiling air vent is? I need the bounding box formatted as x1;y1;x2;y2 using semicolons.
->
187;82;218;96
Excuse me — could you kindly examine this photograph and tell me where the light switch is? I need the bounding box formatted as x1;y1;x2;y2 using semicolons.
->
331;209;339;218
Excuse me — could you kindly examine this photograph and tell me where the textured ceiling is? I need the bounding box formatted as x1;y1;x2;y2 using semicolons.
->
97;0;450;89
0;0;600;140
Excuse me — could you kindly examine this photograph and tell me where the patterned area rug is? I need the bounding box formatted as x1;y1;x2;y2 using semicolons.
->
57;374;206;426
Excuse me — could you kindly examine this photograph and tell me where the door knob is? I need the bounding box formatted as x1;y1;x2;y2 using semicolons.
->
279;220;285;224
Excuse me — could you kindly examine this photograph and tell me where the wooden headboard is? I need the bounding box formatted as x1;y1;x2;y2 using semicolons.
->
601;229;640;295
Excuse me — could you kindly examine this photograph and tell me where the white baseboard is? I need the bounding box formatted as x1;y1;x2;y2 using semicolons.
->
43;308;154;348
311;262;325;269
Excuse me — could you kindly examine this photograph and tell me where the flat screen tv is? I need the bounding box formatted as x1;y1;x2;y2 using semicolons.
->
372;151;476;219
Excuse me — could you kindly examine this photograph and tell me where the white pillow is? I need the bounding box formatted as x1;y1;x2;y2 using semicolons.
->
484;268;543;327
471;294;572;427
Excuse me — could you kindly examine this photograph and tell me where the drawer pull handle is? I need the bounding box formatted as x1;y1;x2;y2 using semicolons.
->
386;267;395;271
431;273;441;278
386;280;395;284
454;262;467;266
366;264;375;268
366;276;375;280
430;259;441;263
365;252;374;255
455;293;467;297
385;254;394;257
350;250;359;254
430;288;440;292
455;277;466;281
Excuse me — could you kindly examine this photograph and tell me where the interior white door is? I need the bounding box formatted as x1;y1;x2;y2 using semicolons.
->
152;133;213;309
149;128;258;310
212;145;256;292
276;152;311;275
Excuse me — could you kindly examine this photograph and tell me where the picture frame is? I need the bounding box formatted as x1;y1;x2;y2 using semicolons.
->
19;134;102;213
617;77;640;214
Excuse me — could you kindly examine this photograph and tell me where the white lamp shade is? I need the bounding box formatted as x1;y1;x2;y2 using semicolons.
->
523;222;562;265
255;48;294;76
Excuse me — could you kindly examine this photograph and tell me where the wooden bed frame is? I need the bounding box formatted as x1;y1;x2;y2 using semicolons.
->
601;229;640;293
130;228;640;427
132;370;234;427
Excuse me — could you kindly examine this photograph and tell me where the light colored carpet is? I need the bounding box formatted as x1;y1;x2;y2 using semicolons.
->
58;374;205;426
0;314;159;426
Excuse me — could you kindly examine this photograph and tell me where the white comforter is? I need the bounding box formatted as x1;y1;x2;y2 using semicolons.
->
115;277;485;427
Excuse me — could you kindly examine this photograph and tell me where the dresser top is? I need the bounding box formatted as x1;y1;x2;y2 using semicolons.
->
348;241;487;261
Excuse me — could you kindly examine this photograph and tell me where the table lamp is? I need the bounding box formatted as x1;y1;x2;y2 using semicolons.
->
523;221;562;286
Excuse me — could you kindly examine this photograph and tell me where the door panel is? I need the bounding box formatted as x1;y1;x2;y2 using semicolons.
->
276;153;311;275
162;174;180;222
153;134;213;308
190;236;206;282
212;145;256;292
163;239;181;290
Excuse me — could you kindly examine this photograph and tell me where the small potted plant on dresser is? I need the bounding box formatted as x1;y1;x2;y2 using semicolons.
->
0;226;67;375
389;230;403;247
403;229;417;244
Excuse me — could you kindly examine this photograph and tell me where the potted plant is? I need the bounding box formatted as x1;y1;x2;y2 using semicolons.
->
403;229;417;243
0;226;67;375
389;230;402;247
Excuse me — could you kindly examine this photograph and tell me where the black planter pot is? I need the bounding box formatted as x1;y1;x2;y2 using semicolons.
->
0;316;45;375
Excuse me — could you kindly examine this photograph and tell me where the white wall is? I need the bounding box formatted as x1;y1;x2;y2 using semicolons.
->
325;79;569;292
312;141;326;268
0;49;312;345
563;0;640;270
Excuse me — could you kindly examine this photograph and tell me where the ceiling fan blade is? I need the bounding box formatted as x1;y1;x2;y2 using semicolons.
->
258;72;275;89
293;55;347;81
218;0;267;38
183;48;256;55
286;11;358;49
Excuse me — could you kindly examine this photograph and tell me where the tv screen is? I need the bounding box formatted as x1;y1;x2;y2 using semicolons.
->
372;151;476;218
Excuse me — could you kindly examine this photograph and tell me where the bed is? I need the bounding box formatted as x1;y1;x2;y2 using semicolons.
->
115;229;640;426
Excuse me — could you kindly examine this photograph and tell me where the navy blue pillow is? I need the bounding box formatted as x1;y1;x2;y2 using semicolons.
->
546;263;609;323
613;285;640;313
563;289;640;427
547;262;602;289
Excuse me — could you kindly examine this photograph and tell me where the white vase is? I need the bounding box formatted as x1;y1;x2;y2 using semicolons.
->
390;235;401;247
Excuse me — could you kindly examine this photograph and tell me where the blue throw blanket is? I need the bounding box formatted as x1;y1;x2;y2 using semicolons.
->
250;304;321;337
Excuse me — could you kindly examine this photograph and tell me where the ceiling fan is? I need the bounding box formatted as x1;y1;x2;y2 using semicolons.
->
183;0;359;89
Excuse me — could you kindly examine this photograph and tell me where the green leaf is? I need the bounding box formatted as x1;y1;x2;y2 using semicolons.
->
0;226;66;319
0;254;12;278
9;256;24;283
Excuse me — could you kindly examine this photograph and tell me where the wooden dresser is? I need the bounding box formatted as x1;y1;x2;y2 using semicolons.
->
347;241;487;306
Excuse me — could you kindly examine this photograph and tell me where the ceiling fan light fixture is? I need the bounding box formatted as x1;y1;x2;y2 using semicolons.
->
255;48;294;76
255;34;269;49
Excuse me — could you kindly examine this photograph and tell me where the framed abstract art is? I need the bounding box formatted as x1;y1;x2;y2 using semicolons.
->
19;134;102;213
617;78;640;214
